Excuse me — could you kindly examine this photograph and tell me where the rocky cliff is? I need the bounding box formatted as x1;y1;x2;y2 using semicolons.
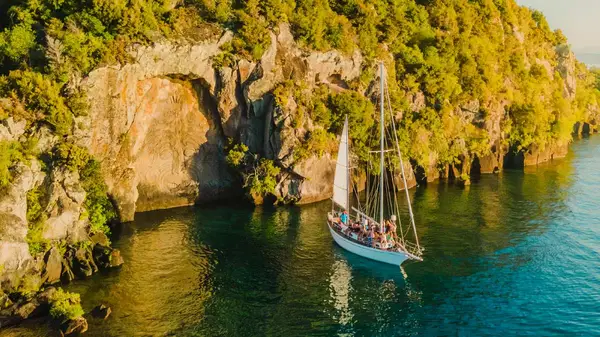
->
79;21;598;220
82;24;363;221
0;117;123;329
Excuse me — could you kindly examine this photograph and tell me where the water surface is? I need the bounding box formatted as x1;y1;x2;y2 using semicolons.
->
3;137;600;336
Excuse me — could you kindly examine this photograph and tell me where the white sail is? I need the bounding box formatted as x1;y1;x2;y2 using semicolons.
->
332;117;349;210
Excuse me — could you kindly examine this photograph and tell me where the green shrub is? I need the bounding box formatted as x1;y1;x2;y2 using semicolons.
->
26;184;50;256
17;273;42;298
53;143;91;172
49;288;84;323
25;220;49;256
226;143;249;168
0;140;25;188
80;159;115;235
327;91;375;161
1;71;73;135
245;158;280;199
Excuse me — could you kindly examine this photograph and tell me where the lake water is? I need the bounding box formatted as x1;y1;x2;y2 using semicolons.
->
3;136;600;336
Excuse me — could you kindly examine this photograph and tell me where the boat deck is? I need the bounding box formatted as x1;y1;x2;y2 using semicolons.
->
327;220;396;251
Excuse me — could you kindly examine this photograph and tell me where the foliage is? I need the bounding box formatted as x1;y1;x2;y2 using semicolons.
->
211;42;236;69
244;158;281;199
226;143;280;201
80;159;115;236
26;187;50;255
226;143;249;168
0;140;25;188
326;90;375;161
17;273;42;297
1;71;72;135
49;288;84;323
0;21;36;63
53;143;91;172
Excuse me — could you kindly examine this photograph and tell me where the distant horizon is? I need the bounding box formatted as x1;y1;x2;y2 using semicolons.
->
517;0;600;55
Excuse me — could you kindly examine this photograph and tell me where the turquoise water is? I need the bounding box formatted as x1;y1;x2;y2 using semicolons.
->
4;136;600;336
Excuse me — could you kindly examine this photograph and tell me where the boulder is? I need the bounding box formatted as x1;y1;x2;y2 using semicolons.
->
60;250;76;283
14;301;38;320
92;245;124;269
61;316;88;335
91;304;111;320
108;249;124;268
37;287;57;304
74;247;98;278
90;233;110;247
42;247;63;284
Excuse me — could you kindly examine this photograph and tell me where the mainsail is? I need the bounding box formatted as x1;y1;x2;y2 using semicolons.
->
332;117;349;210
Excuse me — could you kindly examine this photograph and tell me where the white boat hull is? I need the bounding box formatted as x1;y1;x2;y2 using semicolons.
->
328;223;411;266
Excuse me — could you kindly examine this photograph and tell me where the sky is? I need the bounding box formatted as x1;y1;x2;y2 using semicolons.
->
516;0;600;53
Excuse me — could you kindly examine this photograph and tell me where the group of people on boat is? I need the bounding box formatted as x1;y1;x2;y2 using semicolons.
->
331;210;405;252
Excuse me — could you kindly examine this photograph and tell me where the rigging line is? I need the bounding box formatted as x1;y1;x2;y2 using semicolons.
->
389;152;405;245
378;62;385;231
352;166;362;211
385;75;420;250
385;125;406;245
367;159;379;218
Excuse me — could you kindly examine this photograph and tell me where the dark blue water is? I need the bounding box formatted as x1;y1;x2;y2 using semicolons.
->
4;137;600;336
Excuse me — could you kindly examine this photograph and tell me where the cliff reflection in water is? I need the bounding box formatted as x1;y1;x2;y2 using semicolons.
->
6;137;600;337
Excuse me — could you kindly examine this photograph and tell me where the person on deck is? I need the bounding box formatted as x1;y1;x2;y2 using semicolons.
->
389;216;399;242
380;232;389;249
340;210;349;226
367;227;375;247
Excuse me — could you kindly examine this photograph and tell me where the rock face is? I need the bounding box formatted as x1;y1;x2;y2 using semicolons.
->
42;169;89;243
83;62;236;221
504;142;570;169
0;161;45;281
83;24;363;220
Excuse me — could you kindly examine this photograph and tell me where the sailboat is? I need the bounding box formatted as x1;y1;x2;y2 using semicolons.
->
326;62;423;266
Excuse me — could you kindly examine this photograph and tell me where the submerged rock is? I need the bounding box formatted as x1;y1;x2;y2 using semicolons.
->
92;244;124;269
91;304;111;320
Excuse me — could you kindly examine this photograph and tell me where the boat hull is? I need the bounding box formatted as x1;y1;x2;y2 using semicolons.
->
328;224;411;266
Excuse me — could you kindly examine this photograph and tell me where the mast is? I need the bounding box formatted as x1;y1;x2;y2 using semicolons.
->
379;62;385;229
345;115;350;212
